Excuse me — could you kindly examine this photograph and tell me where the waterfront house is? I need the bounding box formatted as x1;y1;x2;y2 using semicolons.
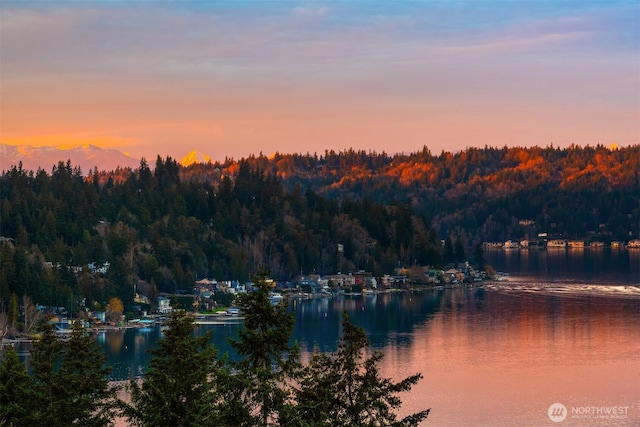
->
92;311;106;323
324;273;356;288
444;268;464;284
426;269;443;283
297;276;317;292
483;242;503;249
547;239;567;248
380;274;408;288
503;240;519;249
157;297;172;314
628;239;640;249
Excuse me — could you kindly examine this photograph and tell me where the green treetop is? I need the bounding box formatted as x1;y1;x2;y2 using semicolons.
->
124;309;224;427
295;312;430;427
0;345;33;426
227;271;300;427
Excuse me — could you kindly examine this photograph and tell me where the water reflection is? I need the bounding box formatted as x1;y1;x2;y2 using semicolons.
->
106;330;124;354
391;288;640;426
96;286;639;425
291;291;442;352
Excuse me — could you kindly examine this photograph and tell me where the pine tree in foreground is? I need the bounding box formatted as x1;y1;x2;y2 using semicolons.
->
226;271;300;427
58;322;118;426
30;323;65;426
29;322;117;426
123;309;224;427
295;311;430;427
0;345;33;426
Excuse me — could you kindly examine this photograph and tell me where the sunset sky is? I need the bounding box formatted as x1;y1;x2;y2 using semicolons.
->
1;0;638;162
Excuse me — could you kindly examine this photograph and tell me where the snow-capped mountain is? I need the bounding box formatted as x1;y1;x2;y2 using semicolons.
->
180;150;212;167
0;144;140;174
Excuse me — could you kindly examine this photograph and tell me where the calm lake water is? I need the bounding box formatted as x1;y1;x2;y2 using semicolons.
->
8;250;638;426
99;249;640;426
101;287;640;426
484;247;640;284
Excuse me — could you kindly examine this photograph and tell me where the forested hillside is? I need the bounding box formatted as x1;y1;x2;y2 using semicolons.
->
182;144;640;242
0;158;440;311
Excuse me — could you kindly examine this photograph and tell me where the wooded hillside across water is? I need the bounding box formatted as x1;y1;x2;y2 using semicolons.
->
0;145;638;311
182;144;639;243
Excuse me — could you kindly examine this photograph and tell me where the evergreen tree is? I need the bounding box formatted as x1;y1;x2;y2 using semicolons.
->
473;243;485;271
30;323;65;426
443;236;455;265
124;309;223;427
295;312;430;427
0;345;33;426
294;348;339;426
30;322;117;426
8;293;19;334
57;322;117;426
454;237;465;263
227;271;299;427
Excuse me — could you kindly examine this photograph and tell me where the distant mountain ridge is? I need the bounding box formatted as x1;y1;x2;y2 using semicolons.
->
0;143;140;174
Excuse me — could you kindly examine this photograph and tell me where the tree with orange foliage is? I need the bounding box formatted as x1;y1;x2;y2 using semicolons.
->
106;297;124;323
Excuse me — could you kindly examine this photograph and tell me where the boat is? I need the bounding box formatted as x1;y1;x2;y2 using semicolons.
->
495;272;509;282
269;293;284;305
226;307;241;316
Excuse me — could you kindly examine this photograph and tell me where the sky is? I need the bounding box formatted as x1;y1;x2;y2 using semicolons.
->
1;0;638;162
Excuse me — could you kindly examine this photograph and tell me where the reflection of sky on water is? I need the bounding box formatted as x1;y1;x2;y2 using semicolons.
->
7;282;635;426
102;282;640;374
290;291;443;353
103;291;444;380
99;286;640;425
101;291;444;380
387;288;640;426
95;249;640;425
